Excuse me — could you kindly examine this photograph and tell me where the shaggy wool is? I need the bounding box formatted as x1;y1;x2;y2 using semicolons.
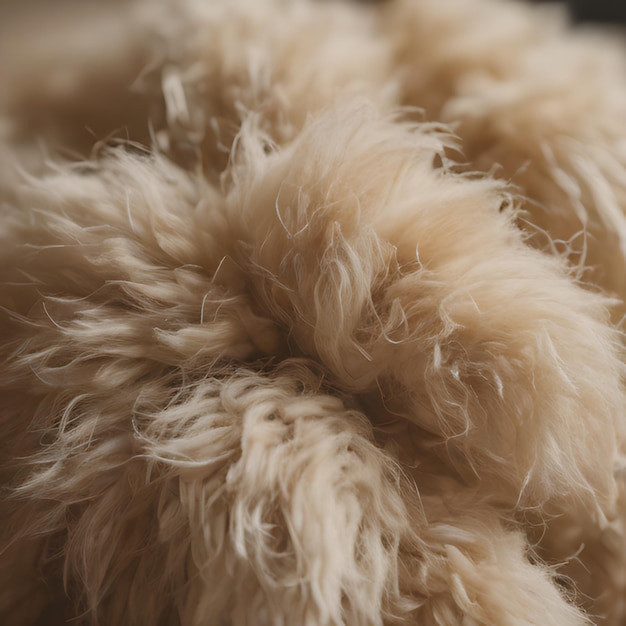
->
1;0;626;624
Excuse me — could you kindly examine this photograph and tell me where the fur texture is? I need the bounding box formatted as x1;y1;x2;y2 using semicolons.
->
1;0;626;624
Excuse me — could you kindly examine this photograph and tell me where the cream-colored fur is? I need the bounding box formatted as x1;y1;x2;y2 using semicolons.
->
1;0;625;625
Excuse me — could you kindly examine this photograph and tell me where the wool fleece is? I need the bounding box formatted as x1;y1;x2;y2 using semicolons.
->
1;0;626;625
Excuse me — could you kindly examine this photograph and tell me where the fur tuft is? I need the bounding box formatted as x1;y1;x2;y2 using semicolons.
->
1;0;626;624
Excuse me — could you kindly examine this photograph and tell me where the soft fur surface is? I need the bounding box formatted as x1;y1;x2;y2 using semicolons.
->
1;0;626;624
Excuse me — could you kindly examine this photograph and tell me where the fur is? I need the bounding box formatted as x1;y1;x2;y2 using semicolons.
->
1;0;626;624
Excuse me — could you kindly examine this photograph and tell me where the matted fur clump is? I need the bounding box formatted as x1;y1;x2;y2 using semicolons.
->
1;0;626;624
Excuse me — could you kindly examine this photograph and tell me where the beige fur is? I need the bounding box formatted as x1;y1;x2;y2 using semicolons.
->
384;0;626;320
1;0;626;624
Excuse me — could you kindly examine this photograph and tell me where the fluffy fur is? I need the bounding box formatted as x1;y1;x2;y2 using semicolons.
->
1;0;626;625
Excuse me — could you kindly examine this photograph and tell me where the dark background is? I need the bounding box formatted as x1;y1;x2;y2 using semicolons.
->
532;0;626;24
